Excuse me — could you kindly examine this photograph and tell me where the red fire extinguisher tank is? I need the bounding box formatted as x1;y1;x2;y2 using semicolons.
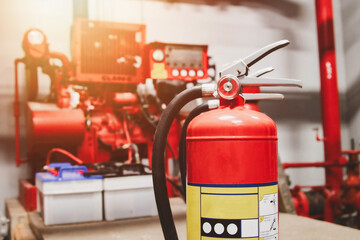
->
186;97;278;239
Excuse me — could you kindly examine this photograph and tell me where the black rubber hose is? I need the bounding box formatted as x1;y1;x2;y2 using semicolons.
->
179;102;211;201
152;86;202;240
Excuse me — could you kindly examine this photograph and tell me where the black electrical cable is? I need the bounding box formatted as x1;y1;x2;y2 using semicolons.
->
152;86;202;240
137;93;178;162
166;176;185;196
137;90;160;128
145;164;184;196
179;102;211;201
139;101;159;128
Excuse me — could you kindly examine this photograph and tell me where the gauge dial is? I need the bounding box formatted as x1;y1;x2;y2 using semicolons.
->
189;69;196;77
197;69;204;77
152;49;165;62
172;69;179;77
180;69;187;77
27;30;45;45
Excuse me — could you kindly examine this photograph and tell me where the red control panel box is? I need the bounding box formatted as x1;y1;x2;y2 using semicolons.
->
72;19;146;84
145;42;208;81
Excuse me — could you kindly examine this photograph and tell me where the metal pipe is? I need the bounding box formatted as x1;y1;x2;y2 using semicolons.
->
14;58;27;166
315;0;342;190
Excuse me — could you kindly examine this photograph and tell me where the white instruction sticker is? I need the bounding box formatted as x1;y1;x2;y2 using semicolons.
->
260;193;278;216
259;214;278;237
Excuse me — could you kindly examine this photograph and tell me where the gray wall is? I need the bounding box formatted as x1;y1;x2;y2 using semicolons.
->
341;0;360;149
0;0;73;211
0;0;356;210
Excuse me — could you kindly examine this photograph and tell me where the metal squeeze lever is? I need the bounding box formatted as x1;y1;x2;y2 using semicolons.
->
249;67;274;78
243;93;284;101
241;77;302;88
245;67;283;100
219;40;290;77
213;40;302;101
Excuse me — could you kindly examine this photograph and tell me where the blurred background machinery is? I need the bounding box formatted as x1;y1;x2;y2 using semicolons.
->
14;17;213;213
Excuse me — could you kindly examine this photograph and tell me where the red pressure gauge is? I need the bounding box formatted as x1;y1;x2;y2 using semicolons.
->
22;29;49;59
217;75;241;100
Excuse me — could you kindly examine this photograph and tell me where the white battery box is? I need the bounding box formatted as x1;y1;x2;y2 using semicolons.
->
103;174;158;221
36;163;103;225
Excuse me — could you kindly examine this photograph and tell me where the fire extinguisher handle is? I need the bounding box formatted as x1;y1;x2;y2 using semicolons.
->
219;40;289;77
249;67;274;78
240;77;303;88
243;93;284;101
243;40;289;68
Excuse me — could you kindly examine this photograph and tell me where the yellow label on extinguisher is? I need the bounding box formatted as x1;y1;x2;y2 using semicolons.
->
187;182;278;240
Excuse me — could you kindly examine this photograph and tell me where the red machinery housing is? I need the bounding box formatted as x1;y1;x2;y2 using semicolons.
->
17;20;152;167
72;19;146;84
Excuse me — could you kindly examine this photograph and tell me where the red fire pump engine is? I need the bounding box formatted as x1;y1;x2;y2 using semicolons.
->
16;19;149;167
151;40;302;239
281;0;360;228
14;19;211;210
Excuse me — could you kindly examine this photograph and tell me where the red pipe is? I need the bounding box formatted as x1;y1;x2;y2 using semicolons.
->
283;162;332;169
14;58;27;166
324;191;341;222
46;148;84;166
342;150;360;155
49;51;73;77
315;0;342;191
282;161;353;169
